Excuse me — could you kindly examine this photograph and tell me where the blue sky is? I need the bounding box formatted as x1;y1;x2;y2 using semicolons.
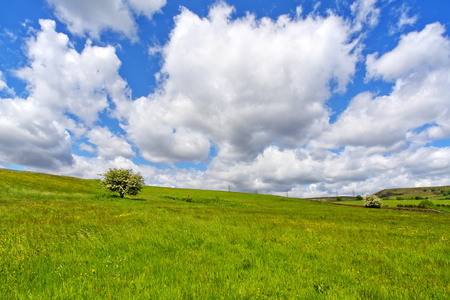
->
1;0;450;197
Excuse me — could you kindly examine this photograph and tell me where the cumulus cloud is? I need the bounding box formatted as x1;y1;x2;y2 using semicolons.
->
45;0;166;39
127;0;167;18
0;20;132;169
123;17;450;197
276;22;450;196
318;23;450;150
127;3;359;163
16;20;129;126
366;23;450;81
2;2;450;198
0;97;73;168
86;126;134;158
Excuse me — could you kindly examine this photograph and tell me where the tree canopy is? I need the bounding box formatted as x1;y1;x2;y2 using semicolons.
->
100;168;145;198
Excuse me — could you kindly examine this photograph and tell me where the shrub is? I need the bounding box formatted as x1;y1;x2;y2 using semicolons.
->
397;204;404;207
100;168;145;198
396;196;405;200
356;195;363;200
418;200;436;209
364;194;382;208
336;196;343;201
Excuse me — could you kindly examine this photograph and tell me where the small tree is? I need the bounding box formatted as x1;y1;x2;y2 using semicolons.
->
100;168;145;198
418;200;436;209
364;194;382;208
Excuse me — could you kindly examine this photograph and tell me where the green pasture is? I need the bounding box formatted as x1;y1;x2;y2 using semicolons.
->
376;186;450;201
0;169;449;299
340;199;450;208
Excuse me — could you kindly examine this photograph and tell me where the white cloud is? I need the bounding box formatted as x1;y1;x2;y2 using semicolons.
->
389;3;418;35
0;97;73;168
127;3;359;163
99;142;450;197
127;0;167;18
45;0;166;39
397;11;417;30
0;20;131;169
1;28;17;43
46;0;136;39
351;0;380;31
16;20;129;126
2;2;450;198
79;142;95;153
143;19;450;197
87;126;135;158
51;155;138;179
366;23;450;81
0;71;15;96
319;23;450;151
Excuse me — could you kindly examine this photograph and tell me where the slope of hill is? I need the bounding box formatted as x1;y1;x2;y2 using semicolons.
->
0;168;103;202
375;185;450;200
0;168;449;299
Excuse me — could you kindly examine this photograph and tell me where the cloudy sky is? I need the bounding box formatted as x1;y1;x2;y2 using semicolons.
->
1;0;449;197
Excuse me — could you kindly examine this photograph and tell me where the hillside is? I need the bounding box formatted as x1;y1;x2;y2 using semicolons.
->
0;168;449;299
375;185;450;200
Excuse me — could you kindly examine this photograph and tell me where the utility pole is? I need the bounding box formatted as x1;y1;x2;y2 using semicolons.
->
228;185;231;192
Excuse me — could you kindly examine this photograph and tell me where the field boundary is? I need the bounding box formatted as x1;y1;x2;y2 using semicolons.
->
330;202;447;213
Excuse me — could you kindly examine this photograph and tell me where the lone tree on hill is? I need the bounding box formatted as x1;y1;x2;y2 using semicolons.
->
100;168;145;198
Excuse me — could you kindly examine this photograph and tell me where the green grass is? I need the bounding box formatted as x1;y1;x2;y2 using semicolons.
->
0;168;449;299
340;200;450;207
340;200;450;213
375;186;450;201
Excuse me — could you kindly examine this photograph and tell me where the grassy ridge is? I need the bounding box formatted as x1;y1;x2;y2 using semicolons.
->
375;186;450;201
0;169;449;299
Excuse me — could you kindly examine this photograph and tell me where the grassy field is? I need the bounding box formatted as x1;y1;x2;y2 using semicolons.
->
375;186;450;201
0;169;449;299
340;199;450;210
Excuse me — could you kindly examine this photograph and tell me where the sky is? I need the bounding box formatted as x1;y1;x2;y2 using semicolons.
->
1;0;450;197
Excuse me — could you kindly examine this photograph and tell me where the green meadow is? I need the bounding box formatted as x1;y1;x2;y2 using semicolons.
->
340;199;450;210
0;169;449;299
